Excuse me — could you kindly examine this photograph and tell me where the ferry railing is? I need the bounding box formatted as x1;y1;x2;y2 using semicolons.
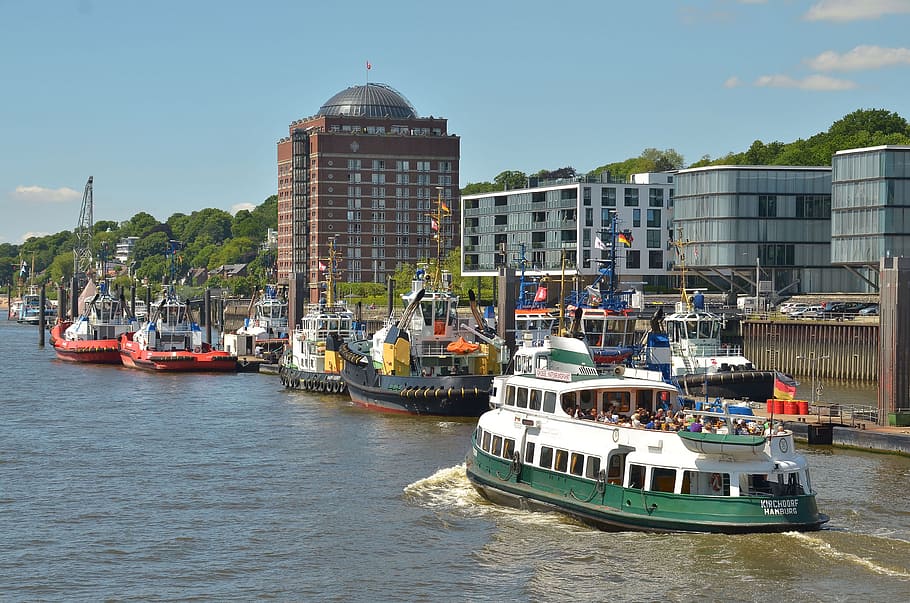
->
670;341;744;358
810;402;879;426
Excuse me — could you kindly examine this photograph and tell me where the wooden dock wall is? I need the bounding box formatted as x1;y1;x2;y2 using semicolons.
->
742;319;878;383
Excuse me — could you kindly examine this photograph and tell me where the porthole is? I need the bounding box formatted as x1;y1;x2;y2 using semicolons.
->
328;160;333;166
328;173;334;180
328;187;333;193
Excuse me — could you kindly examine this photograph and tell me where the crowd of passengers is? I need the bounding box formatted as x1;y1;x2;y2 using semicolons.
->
565;405;781;435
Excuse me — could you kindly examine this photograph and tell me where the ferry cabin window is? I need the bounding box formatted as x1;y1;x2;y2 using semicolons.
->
628;464;645;489
539;446;554;469
741;473;774;496
474;426;483;446
503;438;515;459
482;431;492;453
506;385;518;407
516;387;528;408
603;391;631;413
636;390;653;412
524;441;536;464
684;470;729;496
554;449;569;473
585;456;601;479
579;390;595;414
492;435;503;457
543;391;557;413
650;467;676;493
561;392;576;414
570;453;584;476
529;389;542;411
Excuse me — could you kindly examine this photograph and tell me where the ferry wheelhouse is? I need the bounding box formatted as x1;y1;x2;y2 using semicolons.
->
466;335;828;533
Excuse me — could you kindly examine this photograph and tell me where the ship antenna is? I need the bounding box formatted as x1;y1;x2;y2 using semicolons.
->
672;226;692;311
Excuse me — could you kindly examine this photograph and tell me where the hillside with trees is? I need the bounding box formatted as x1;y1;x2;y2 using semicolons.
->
3;108;907;298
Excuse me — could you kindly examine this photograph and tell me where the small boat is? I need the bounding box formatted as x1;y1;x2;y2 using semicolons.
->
279;240;364;393
8;299;22;321
237;284;289;360
51;279;138;364
119;286;237;372
465;334;829;534
16;286;52;325
339;195;509;415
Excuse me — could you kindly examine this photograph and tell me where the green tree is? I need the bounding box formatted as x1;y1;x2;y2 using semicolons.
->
132;231;170;265
493;170;528;191
121;212;162;237
48;251;75;285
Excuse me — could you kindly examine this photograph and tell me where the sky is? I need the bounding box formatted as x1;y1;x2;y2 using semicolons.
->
2;0;909;245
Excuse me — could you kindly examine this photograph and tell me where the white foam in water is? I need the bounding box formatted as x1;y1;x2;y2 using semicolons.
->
788;532;910;578
402;464;582;529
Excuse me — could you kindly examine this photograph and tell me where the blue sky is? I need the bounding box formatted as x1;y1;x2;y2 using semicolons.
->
2;0;909;244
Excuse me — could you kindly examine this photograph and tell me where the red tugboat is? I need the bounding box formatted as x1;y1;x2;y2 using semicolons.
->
119;287;237;372
52;279;138;364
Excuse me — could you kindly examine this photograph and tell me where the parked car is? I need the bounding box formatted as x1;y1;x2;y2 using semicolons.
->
858;304;879;316
779;302;810;315
790;305;823;318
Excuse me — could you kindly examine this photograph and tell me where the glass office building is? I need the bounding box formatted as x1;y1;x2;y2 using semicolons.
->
832;146;910;286
673;165;863;295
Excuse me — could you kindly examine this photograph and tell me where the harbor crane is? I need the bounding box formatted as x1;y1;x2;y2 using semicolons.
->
73;176;94;283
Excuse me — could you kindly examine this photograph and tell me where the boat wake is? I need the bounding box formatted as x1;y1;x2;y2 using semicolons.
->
402;464;573;529
787;531;910;578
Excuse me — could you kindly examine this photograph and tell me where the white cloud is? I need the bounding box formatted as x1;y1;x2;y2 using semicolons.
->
806;45;910;71
723;76;743;88
804;0;910;22
11;185;81;203
754;74;857;90
20;230;51;242
230;202;256;215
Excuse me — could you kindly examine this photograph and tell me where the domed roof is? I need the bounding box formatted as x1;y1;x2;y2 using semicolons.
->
317;83;418;119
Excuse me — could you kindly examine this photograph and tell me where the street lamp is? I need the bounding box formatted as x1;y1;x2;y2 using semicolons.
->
797;354;830;406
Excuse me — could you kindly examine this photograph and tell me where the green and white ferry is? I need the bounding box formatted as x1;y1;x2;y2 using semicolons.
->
465;335;829;534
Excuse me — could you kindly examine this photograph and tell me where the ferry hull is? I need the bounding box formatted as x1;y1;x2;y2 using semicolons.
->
342;362;493;416
466;451;828;534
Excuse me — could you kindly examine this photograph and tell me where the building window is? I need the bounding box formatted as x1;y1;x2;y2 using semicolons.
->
583;187;591;206
649;188;664;207
396;160;409;171
372;159;385;171
626;250;640;269
348;159;361;170
348;173;362;183
372;174;386;185
417;161;430;171
396;174;409;185
633;209;641;227
624;188;639;206
439;161;452;172
647;209;661;228
758;195;777;217
649;250;663;269
602;187;616;207
646;229;661;248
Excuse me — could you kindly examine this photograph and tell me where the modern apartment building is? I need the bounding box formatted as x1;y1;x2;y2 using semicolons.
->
276;82;460;304
460;172;675;289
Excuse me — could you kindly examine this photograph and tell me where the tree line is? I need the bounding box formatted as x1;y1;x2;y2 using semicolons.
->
3;108;908;298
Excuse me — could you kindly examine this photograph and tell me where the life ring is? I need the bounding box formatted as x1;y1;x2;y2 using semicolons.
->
710;473;722;492
612;429;620;443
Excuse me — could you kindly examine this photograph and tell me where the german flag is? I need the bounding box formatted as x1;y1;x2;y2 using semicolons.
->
618;231;633;247
773;374;797;400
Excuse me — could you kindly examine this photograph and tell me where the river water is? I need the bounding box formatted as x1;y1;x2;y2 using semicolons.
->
1;320;908;602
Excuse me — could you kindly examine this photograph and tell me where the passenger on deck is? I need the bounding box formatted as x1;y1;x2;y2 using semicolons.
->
688;417;703;433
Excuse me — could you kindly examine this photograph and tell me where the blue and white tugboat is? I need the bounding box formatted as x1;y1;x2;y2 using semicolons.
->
465;333;828;533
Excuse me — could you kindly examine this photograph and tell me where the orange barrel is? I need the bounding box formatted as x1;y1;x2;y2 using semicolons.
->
766;399;775;415
784;400;799;415
797;400;809;415
772;399;785;415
